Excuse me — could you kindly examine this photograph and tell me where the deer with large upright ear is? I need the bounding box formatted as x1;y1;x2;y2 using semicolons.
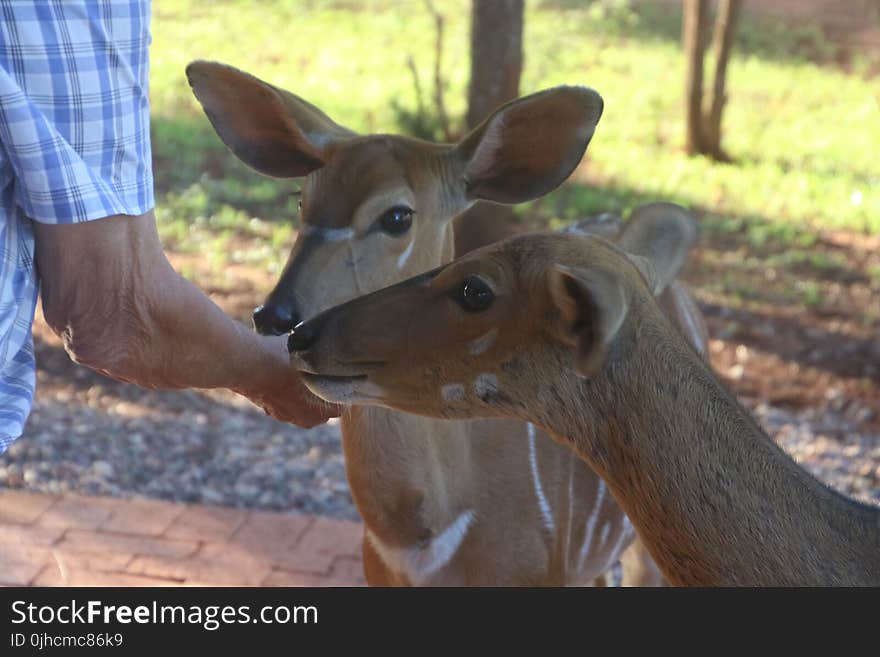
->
289;229;880;586
188;61;704;586
186;62;355;179
188;60;603;336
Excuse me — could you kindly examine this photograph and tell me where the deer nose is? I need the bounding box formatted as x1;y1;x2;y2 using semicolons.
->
287;320;319;353
252;304;298;336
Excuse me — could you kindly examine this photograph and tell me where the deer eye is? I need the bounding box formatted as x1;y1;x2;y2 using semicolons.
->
378;205;414;236
457;275;494;312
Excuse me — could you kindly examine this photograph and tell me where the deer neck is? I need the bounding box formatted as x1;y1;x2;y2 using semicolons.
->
531;299;880;586
340;404;478;554
339;222;470;543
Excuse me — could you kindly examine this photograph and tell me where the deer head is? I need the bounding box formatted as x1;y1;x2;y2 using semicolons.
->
286;215;697;414
186;61;603;334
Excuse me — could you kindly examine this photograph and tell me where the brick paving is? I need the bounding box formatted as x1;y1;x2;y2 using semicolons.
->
0;490;366;587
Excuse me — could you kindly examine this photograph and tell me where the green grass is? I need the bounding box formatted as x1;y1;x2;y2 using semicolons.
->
149;0;880;273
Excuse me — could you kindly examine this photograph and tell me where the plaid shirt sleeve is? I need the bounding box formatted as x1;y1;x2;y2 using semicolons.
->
0;0;154;451
0;0;154;223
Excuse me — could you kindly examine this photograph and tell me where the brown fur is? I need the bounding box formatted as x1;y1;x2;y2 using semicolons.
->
188;61;707;586
293;233;880;586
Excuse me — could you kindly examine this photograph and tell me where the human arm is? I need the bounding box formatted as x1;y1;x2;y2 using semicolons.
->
33;210;339;428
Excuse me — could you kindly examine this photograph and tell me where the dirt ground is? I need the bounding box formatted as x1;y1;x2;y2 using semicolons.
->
691;229;880;430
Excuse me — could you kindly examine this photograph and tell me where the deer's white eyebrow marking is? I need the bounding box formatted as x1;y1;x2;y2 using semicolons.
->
468;328;498;356
397;237;415;269
300;225;354;241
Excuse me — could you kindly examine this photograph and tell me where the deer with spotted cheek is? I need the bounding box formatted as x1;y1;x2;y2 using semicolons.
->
289;231;880;586
188;61;706;586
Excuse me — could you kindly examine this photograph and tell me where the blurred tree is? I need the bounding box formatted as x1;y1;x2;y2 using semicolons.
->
683;0;710;155
703;0;742;158
466;0;524;129
455;0;524;256
683;0;742;161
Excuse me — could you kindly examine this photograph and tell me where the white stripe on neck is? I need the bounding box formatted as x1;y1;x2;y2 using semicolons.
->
366;509;476;586
527;423;556;534
599;519;635;579
564;455;575;572
577;479;606;571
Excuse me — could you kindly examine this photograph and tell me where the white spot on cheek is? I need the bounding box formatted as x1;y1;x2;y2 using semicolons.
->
441;383;466;402
397;237;415;269
467;328;498;356
473;373;499;399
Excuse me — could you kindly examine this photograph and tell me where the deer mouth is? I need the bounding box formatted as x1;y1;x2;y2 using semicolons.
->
299;372;388;405
300;372;367;385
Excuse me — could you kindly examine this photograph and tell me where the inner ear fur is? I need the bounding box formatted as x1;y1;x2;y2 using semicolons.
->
548;264;629;379
453;86;604;205
616;202;699;294
186;60;355;178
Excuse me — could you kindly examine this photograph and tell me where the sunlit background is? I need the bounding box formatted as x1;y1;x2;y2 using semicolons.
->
2;0;878;521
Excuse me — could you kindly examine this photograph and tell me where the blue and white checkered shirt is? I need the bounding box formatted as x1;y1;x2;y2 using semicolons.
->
0;0;154;451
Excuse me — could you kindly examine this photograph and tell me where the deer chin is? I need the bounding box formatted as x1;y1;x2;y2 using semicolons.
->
299;372;389;406
300;371;480;420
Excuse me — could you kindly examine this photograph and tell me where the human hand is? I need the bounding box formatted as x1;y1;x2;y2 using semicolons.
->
249;366;342;428
239;333;342;428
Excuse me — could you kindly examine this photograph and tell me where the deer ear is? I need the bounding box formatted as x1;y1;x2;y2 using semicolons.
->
547;264;629;379
616;203;699;295
453;86;603;204
186;60;355;178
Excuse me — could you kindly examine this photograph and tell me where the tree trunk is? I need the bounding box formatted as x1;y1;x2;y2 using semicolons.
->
682;0;710;155
466;0;524;130
456;0;524;257
702;0;742;161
